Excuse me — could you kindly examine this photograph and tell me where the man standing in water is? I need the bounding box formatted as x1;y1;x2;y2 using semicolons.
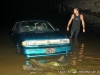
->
67;8;85;39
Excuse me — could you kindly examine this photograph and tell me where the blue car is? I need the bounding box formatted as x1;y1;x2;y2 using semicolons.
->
12;20;72;58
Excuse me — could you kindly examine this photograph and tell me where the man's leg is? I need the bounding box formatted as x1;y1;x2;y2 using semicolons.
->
75;28;80;38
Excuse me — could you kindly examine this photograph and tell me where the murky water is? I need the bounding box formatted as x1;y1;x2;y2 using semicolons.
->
1;0;100;74
0;9;100;75
0;30;100;75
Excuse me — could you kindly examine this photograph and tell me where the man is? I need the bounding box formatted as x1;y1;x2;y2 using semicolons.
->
67;8;85;39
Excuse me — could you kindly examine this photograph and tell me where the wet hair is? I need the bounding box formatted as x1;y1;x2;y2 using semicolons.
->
74;8;79;12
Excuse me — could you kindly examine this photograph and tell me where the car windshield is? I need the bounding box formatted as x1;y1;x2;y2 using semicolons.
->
20;21;55;33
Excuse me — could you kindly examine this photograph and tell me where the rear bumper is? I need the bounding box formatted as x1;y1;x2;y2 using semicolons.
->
22;45;72;58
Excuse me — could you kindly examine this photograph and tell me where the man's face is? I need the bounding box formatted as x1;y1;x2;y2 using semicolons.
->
74;9;78;14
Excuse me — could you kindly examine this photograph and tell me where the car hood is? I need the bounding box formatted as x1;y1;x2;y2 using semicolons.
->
20;31;68;40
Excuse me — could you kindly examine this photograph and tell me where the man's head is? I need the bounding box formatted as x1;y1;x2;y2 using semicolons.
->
74;8;79;14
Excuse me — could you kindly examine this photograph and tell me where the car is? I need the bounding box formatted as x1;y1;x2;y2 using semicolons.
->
11;20;72;58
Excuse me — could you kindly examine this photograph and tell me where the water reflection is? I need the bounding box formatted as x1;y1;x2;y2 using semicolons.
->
22;39;86;75
23;39;83;70
70;38;85;66
25;55;71;66
22;38;100;75
23;55;72;71
70;38;100;65
23;39;85;71
70;38;79;53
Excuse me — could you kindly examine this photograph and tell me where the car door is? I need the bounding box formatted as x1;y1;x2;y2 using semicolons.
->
12;22;20;45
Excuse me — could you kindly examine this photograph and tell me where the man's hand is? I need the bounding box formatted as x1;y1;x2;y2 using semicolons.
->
67;27;69;31
83;29;85;33
80;14;85;33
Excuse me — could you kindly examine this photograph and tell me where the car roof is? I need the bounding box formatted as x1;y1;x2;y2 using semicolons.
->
17;20;49;23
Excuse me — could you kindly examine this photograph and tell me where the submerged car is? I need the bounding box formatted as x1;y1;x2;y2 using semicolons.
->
11;20;72;58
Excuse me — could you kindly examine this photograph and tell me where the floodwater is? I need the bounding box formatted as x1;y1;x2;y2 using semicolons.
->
0;28;100;75
0;12;100;75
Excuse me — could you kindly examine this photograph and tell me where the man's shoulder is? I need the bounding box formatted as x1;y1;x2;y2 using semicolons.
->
79;14;84;19
72;14;74;16
71;14;74;17
80;14;83;16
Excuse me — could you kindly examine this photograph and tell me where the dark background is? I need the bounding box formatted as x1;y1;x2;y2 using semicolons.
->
1;0;100;35
1;0;54;29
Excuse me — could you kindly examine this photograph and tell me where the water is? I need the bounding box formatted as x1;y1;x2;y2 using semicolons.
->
0;3;100;74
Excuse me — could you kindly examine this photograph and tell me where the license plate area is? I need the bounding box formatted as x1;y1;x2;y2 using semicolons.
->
45;48;55;54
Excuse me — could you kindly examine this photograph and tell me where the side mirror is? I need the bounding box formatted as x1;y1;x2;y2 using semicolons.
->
56;28;59;31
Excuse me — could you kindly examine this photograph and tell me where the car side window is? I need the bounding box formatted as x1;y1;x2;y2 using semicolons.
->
12;22;19;33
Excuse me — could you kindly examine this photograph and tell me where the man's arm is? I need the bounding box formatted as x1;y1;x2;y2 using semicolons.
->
67;14;74;31
80;14;85;32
